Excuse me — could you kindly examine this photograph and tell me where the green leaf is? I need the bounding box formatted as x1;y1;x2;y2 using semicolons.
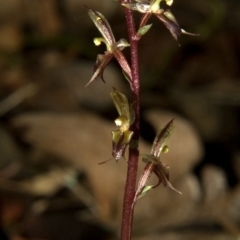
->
137;24;152;37
138;185;154;199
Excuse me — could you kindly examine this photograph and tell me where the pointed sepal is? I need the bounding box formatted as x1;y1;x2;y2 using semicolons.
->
156;10;181;41
153;164;182;194
151;119;174;157
156;10;199;42
87;7;115;46
85;52;112;87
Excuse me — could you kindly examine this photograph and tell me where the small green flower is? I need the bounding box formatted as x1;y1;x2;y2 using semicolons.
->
122;0;197;42
85;7;132;87
134;119;181;203
111;88;134;161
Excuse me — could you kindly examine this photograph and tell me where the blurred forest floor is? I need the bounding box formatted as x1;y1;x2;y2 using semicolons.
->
0;0;240;240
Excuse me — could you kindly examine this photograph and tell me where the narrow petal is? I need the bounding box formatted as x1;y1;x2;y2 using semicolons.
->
113;49;132;81
134;162;155;203
153;162;170;187
181;29;200;37
154;164;182;194
85;52;113;87
139;12;152;28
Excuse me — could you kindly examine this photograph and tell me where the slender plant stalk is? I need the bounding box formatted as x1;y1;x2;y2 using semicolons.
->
120;1;140;239
86;1;195;238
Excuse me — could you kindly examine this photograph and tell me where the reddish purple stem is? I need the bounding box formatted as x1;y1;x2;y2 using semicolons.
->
120;1;141;240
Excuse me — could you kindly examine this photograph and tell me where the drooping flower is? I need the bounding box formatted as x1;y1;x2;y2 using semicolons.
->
85;7;132;87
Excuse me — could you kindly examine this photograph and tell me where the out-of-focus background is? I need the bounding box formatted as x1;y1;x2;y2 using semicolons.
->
0;0;240;240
